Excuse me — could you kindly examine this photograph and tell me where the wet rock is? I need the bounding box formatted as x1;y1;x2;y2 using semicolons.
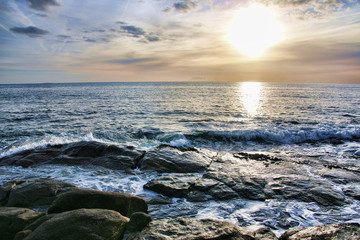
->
316;168;360;184
14;230;32;240
279;223;360;240
127;218;255;240
253;228;278;240
144;174;198;198
7;178;76;208
148;201;200;219
0;141;145;171
23;214;57;231
146;196;173;205
25;208;129;240
343;185;360;200
0;207;44;240
48;188;148;217
126;212;152;232
0;180;25;205
184;153;346;205
268;176;345;206
139;145;213;173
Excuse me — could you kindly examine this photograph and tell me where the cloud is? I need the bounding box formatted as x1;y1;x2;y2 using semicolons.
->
165;1;199;14
107;58;153;65
146;35;160;42
27;0;60;11
120;25;145;37
266;0;356;18
10;26;49;37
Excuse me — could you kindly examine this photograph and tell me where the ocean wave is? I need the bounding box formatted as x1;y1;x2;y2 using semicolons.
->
0;133;103;159
183;127;360;145
1;126;359;159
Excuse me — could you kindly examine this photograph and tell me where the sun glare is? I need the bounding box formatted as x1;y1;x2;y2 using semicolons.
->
226;5;283;58
239;82;263;116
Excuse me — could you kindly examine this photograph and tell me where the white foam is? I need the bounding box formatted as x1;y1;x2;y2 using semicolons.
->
0;132;111;159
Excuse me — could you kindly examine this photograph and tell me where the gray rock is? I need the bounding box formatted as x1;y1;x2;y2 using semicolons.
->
253;228;278;240
127;218;256;240
144;174;198;198
48;188;148;217
126;212;152;232
184;153;346;205
6;178;76;208
146;196;173;205
316;168;360;184
0;141;145;171
0;180;25;205
25;208;129;240
268;176;345;206
139;145;213;173
0;207;44;240
343;185;360;200
279;223;360;240
14;230;32;240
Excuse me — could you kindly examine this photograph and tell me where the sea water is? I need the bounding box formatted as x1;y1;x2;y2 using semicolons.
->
0;82;359;235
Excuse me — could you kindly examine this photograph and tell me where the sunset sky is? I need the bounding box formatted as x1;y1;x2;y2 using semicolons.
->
0;0;359;84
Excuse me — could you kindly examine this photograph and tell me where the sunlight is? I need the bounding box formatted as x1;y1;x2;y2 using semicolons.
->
226;4;283;58
239;82;263;116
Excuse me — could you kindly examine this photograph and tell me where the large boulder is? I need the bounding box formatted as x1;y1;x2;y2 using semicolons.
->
138;145;213;173
144;174;198;198
0;141;145;171
25;208;129;240
48;188;148;217
0;180;26;205
127;218;258;240
0;207;44;240
6;178;76;208
279;223;360;240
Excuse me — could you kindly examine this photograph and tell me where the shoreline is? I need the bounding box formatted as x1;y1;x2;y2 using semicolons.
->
1;178;359;240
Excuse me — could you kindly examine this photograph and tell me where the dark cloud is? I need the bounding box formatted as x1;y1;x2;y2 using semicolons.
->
10;26;49;38
107;58;153;65
27;0;60;11
165;1;198;14
146;35;160;42
57;34;71;39
116;21;127;25
120;25;145;37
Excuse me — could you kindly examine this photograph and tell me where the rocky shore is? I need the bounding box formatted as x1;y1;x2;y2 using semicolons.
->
1;141;360;239
0;178;359;240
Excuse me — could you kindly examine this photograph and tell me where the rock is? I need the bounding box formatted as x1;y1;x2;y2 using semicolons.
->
146;196;173;205
126;212;152;232
0;207;44;240
279;223;360;240
25;208;129;240
268;176;345;206
23;214;57;231
127;218;255;240
6;178;76;208
0;141;145;171
144;174;198;198
0;180;25;205
253;228;278;240
183;153;346;205
343;185;360;200
139;145;213;173
316;168;360;184
48;188;148;217
14;230;32;240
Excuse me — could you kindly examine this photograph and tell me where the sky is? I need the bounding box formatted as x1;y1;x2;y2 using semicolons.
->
0;0;359;84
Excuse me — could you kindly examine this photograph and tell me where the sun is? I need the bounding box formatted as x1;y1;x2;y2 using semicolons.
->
226;4;283;58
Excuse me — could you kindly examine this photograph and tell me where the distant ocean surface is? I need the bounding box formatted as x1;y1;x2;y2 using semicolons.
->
0;82;359;235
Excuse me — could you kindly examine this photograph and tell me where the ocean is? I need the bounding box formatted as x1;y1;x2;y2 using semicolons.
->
0;82;359;235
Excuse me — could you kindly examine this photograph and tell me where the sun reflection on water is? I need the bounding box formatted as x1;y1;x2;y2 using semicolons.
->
238;82;263;116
